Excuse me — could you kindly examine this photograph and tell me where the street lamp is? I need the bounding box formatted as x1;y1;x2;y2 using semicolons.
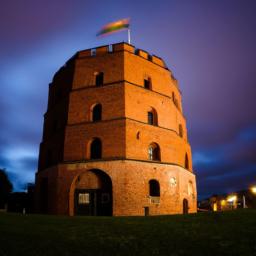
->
251;186;256;194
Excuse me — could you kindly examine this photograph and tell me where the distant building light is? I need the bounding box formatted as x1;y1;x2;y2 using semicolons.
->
213;203;217;211
227;195;237;203
221;199;226;206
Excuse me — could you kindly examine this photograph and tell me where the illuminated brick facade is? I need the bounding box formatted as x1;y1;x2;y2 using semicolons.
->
35;42;197;216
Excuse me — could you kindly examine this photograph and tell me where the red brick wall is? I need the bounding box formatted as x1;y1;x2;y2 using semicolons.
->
72;51;124;90
35;161;197;216
67;84;125;124
64;119;126;161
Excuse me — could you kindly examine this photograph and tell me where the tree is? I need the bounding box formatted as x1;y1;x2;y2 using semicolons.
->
0;168;13;209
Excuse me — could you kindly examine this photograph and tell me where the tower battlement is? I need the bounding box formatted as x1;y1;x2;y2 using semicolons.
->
53;42;178;88
77;42;167;69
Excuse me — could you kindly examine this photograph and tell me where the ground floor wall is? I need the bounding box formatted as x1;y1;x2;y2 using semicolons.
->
35;160;197;216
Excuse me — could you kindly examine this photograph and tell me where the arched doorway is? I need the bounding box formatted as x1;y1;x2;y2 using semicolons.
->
183;198;189;214
73;169;112;216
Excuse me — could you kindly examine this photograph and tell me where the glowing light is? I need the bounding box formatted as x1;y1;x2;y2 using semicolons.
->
221;200;226;206
251;186;256;194
227;195;237;202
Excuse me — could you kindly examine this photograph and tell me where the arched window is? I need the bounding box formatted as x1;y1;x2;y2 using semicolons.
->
179;124;183;138
95;72;104;86
147;108;158;125
148;143;160;161
90;138;102;159
185;153;189;169
149;179;160;196
91;104;102;122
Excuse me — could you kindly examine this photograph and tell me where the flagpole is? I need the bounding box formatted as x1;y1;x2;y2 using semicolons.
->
128;29;131;44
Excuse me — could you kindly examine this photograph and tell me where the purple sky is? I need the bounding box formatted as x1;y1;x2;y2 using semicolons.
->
0;0;255;199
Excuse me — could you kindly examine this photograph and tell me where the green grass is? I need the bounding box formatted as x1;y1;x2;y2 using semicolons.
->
0;210;256;256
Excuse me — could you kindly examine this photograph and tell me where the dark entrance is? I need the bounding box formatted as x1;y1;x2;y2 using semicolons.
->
74;169;112;216
183;198;189;214
75;189;112;216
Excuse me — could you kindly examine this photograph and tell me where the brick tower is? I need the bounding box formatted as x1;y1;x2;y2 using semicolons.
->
35;42;197;216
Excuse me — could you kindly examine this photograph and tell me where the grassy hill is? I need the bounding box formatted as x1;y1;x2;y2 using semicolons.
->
0;209;255;256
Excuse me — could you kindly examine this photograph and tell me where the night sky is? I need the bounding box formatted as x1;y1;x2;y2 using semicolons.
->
1;0;256;199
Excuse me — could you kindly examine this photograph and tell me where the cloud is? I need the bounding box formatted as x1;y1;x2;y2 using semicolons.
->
0;146;38;191
0;0;84;57
194;124;256;199
0;22;90;191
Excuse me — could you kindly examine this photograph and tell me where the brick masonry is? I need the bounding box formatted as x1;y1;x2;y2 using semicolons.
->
36;160;197;216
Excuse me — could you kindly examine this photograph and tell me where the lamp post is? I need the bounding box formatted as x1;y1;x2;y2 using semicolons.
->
242;195;247;208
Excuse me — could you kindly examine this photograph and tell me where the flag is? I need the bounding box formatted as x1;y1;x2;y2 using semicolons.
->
97;18;130;37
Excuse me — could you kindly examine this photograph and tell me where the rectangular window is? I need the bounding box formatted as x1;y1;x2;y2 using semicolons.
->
150;197;160;204
78;193;90;204
95;72;104;86
144;79;151;89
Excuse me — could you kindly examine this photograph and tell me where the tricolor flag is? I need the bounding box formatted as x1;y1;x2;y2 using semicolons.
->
97;18;130;37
